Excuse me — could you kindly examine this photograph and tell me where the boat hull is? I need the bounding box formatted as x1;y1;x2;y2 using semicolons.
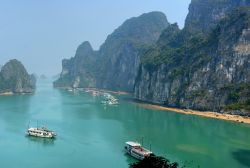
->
27;132;55;138
26;127;57;139
124;142;152;160
125;149;145;160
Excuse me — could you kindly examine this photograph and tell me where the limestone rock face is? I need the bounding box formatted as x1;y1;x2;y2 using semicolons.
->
0;59;36;94
54;41;97;88
54;12;169;91
185;0;250;33
135;6;250;115
96;12;169;92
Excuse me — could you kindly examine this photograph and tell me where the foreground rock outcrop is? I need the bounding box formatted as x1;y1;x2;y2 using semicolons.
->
0;59;36;94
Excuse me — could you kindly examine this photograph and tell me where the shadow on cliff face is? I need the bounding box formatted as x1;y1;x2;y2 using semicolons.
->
232;149;250;167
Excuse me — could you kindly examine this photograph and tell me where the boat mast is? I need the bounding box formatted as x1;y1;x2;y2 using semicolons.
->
27;120;30;129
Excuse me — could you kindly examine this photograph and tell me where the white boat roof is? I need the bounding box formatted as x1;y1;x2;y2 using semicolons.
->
126;141;141;147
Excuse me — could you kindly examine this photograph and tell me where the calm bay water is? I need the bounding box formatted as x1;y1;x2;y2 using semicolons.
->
0;79;250;168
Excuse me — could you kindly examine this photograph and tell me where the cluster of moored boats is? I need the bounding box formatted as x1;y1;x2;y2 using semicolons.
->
101;93;119;105
66;88;120;105
85;89;119;105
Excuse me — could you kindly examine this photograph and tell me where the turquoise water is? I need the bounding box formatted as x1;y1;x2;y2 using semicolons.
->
0;79;250;168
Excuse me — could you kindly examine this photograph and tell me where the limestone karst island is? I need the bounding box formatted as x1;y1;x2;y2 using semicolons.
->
0;0;250;168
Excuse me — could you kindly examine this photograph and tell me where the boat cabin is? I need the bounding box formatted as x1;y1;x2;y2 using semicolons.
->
125;141;152;160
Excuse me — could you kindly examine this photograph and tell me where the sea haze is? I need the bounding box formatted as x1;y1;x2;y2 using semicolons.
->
0;0;190;76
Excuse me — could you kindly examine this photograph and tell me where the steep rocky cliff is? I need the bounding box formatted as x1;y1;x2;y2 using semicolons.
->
185;0;250;33
0;59;36;94
54;41;98;88
96;12;169;92
135;6;250;115
54;12;169;91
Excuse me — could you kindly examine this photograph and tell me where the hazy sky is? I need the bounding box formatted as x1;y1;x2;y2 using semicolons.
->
0;0;191;76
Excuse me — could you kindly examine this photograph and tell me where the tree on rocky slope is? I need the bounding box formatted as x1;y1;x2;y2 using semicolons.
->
129;155;179;168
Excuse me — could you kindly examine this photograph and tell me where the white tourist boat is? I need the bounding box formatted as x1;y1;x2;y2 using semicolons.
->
125;141;153;160
26;127;57;138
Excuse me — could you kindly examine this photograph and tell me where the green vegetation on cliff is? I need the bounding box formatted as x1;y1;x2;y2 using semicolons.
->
142;7;250;70
185;0;250;33
135;5;250;115
130;155;178;168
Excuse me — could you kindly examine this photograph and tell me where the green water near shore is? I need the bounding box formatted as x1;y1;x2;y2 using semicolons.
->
0;79;250;168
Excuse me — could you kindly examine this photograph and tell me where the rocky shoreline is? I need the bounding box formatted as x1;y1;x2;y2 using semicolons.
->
0;91;34;96
57;86;250;124
84;88;130;95
0;91;14;96
55;86;130;95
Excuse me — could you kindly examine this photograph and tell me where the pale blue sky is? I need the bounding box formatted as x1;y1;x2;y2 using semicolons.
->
0;0;191;76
